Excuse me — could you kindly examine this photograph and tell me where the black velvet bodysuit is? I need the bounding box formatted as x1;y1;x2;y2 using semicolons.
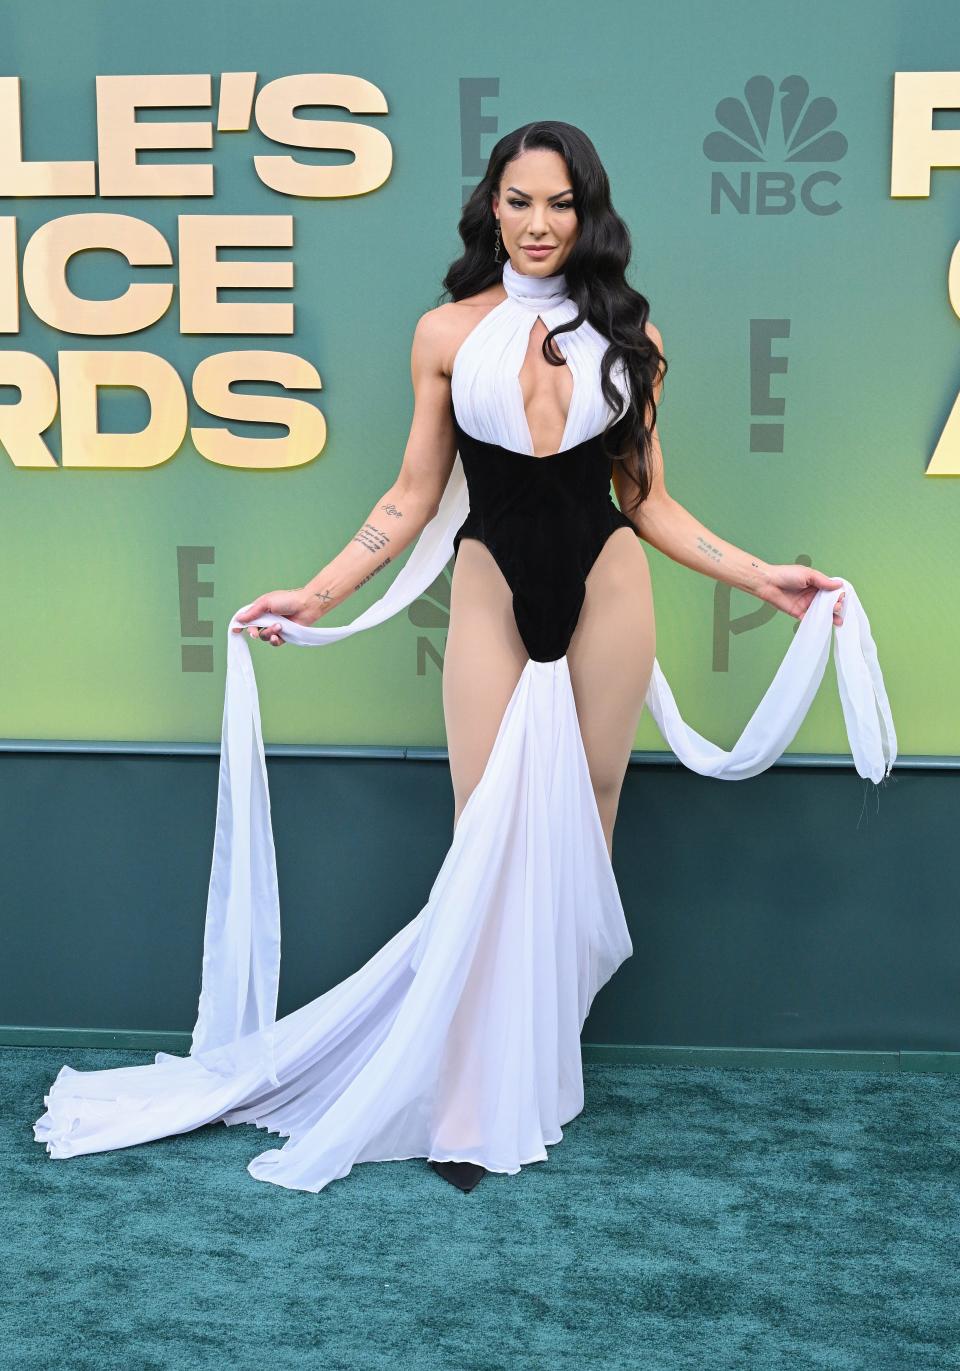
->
451;404;636;663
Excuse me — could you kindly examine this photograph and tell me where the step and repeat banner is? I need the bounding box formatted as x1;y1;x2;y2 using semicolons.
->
2;0;958;751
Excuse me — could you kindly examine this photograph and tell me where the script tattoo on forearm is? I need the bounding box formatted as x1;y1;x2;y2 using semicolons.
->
696;535;723;565
354;556;392;590
379;502;404;518
352;522;392;554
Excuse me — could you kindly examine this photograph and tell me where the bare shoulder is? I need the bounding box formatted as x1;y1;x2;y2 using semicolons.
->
415;287;506;378
412;302;459;355
644;319;664;352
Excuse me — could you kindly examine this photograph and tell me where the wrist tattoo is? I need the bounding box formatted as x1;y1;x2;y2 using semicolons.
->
379;502;404;518
354;556;391;590
696;535;723;564
352;522;392;553
312;586;335;608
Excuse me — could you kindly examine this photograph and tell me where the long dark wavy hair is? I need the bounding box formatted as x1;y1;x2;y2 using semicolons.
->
440;120;666;519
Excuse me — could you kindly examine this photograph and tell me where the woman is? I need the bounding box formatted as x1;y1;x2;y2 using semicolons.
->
33;122;894;1195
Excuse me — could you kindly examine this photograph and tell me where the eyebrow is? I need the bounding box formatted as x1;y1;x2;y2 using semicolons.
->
506;185;574;200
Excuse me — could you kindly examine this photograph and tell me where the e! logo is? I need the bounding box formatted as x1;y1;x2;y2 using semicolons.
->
177;546;214;672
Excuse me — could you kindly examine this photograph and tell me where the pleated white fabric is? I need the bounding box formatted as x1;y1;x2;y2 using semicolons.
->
32;259;897;1193
451;258;632;455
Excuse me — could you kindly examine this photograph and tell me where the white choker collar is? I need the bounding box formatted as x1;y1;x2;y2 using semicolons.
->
501;255;569;308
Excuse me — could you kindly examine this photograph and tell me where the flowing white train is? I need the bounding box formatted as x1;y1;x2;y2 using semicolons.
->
31;444;896;1194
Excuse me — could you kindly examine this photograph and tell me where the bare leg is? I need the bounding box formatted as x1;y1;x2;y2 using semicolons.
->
431;538;529;1171
566;527;656;859
443;537;530;830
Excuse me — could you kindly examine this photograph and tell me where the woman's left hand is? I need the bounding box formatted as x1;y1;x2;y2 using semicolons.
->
759;565;846;626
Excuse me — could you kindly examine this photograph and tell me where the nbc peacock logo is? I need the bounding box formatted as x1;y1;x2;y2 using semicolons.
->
703;75;848;216
407;563;454;675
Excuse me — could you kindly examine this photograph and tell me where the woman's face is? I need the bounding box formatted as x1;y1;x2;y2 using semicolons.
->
492;148;579;277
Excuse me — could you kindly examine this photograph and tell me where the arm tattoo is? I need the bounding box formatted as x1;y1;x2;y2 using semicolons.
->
379;502;404;518
352;522;392;554
311;586;335;609
354;556;392;590
696;535;723;564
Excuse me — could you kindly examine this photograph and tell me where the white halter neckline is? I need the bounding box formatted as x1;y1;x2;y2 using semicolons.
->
501;256;569;310
451;254;623;455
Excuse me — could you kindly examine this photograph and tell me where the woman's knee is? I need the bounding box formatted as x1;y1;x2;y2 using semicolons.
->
587;759;628;815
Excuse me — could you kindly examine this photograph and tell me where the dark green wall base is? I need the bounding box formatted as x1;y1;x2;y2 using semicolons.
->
2;748;957;1054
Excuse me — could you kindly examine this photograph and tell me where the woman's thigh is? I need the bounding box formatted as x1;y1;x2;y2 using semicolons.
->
442;537;530;828
565;527;656;854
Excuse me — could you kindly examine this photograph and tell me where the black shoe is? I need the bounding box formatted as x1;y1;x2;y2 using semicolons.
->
429;1158;488;1192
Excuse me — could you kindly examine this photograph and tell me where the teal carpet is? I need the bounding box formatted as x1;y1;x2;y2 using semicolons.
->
3;1047;958;1370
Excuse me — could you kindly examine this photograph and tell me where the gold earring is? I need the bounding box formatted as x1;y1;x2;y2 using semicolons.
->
493;221;502;263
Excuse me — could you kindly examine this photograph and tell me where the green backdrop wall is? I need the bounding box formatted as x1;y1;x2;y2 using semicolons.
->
3;0;956;756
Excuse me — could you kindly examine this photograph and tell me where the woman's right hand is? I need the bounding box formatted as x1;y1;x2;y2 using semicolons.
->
230;587;318;646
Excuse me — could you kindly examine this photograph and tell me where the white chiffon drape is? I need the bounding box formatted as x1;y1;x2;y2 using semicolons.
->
32;264;897;1193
